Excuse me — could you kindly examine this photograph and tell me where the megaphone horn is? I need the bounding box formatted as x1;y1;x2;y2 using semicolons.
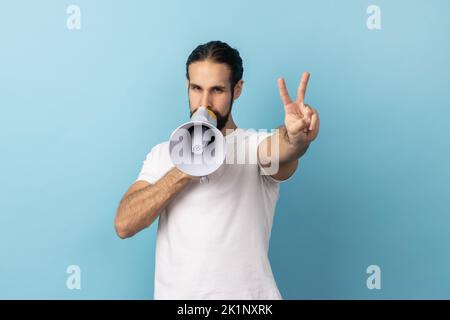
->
169;107;226;182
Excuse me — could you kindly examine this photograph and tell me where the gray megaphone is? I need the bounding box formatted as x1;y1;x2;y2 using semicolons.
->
169;107;226;183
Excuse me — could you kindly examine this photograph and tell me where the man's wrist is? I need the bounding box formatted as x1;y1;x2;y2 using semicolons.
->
169;167;194;183
281;126;309;151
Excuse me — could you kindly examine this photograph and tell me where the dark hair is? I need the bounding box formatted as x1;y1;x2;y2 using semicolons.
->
186;41;243;89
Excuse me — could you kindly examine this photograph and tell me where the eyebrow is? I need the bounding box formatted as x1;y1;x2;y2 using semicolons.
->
190;83;227;90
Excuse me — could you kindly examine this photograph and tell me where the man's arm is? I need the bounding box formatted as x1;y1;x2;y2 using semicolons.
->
258;72;320;181
114;167;192;239
258;125;309;181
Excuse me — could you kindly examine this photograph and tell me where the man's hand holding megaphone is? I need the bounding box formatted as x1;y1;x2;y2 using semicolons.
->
278;72;320;147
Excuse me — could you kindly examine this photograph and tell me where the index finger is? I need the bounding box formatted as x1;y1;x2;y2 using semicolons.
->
278;77;292;106
297;72;310;103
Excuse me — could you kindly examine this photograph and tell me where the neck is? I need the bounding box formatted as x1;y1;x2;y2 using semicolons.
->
221;114;237;136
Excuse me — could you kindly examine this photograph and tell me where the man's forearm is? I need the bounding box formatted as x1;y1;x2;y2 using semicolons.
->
115;167;192;239
259;126;310;167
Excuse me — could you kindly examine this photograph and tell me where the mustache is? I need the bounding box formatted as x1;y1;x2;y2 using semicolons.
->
190;106;218;118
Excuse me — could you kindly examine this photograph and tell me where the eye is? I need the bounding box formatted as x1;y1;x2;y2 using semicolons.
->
213;88;223;93
191;86;200;91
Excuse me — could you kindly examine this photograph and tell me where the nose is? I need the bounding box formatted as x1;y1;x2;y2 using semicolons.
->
200;91;212;109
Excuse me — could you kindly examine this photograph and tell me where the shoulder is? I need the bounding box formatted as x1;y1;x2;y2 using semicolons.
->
136;141;172;184
143;141;170;161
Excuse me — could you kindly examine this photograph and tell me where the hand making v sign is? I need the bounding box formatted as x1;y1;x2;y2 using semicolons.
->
278;72;320;147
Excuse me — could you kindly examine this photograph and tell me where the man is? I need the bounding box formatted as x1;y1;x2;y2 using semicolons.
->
114;41;320;299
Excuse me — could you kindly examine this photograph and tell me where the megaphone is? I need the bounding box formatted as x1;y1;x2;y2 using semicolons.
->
169;107;226;183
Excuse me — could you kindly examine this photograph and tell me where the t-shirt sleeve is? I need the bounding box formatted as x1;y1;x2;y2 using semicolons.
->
136;142;174;184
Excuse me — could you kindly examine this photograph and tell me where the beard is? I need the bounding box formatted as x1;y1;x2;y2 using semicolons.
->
189;98;234;131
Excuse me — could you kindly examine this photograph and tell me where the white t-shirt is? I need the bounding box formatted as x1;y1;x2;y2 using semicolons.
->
136;128;284;299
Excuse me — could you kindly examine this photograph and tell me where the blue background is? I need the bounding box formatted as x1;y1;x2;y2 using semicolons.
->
1;0;449;299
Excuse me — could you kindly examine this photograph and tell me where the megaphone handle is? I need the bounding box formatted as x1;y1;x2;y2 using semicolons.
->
200;176;209;184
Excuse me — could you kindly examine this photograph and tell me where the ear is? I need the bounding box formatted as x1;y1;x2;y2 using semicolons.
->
185;79;189;88
233;80;244;100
